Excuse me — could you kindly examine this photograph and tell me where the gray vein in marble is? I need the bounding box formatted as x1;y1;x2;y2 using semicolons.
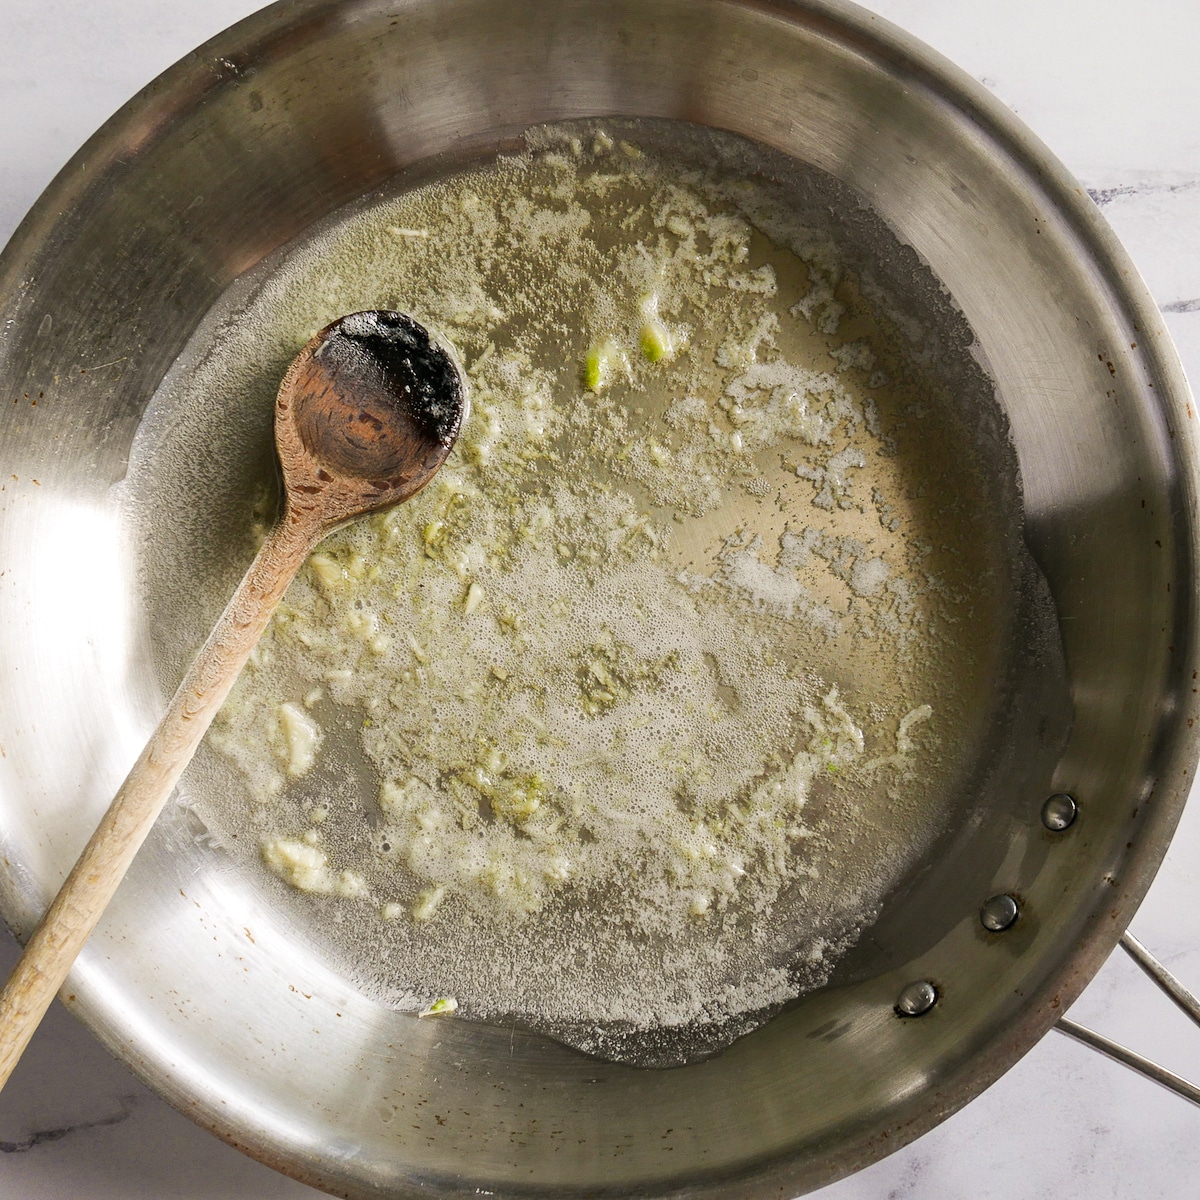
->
1162;299;1200;313
1087;178;1200;207
0;1093;138;1154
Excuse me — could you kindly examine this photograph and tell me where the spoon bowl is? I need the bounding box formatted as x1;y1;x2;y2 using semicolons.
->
280;311;467;524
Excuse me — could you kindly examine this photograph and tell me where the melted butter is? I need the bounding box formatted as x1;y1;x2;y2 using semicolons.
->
130;120;1039;1065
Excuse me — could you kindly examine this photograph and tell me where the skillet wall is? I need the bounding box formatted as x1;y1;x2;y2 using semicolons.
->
0;1;1196;1197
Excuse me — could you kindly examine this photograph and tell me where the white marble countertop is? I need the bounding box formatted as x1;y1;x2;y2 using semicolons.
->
2;1;1200;1195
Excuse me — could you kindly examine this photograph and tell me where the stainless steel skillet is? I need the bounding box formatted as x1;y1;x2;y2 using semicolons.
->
0;1;1198;1196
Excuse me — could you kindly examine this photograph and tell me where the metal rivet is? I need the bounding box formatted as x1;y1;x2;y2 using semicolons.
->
895;980;938;1017
980;893;1020;932
1042;793;1078;831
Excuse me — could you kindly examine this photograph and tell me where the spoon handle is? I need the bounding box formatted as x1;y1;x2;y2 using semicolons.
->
0;511;319;1092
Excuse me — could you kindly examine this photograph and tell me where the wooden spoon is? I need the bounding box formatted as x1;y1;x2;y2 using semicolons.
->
0;310;467;1090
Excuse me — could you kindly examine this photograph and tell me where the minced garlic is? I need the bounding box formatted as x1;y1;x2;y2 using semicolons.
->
184;118;1024;1052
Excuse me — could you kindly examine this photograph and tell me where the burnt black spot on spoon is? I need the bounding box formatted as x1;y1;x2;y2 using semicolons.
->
279;310;468;516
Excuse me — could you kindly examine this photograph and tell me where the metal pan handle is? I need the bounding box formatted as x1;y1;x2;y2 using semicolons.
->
1054;932;1200;1107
